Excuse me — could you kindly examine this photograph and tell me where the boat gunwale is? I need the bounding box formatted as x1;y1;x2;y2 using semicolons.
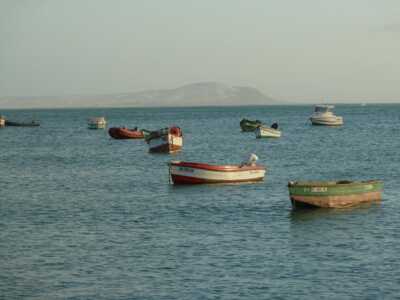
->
170;161;265;172
288;180;381;188
256;126;280;133
288;180;383;197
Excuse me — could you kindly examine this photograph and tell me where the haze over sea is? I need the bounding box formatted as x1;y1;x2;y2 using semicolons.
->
1;104;400;299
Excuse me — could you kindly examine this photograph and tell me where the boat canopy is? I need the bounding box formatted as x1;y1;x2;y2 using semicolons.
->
314;105;334;113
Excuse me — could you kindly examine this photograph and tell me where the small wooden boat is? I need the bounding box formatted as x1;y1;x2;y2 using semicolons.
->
288;180;383;208
310;105;343;126
145;126;183;153
0;116;5;127
108;127;150;139
255;125;281;138
5;120;40;127
88;117;106;129
169;154;266;184
240;118;263;132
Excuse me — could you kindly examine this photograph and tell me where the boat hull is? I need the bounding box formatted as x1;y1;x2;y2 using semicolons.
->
310;116;343;126
108;127;144;139
255;126;281;138
5;120;40;127
148;134;183;153
288;180;383;208
240;119;263;132
88;117;106;129
169;161;266;184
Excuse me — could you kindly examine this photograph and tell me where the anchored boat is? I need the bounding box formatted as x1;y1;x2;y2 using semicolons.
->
169;154;266;184
255;123;281;138
0;116;5;127
288;180;383;208
5;120;40;127
240;118;263;132
108;127;150;139
88;117;107;129
145;126;183;153
310;105;343;126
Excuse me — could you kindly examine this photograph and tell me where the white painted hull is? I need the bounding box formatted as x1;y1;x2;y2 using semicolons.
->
148;134;183;153
310;109;343;126
0;118;5;127
255;126;281;138
310;116;343;126
169;162;266;184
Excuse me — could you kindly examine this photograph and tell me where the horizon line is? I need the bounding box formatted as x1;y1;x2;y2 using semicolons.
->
1;102;399;111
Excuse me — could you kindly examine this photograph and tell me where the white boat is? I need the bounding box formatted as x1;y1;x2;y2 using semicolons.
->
88;117;107;129
255;126;281;138
169;154;266;184
146;127;183;153
0;116;5;127
310;105;343;126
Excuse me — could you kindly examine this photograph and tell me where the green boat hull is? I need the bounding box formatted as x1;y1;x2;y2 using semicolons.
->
141;129;151;138
240;119;263;132
288;180;383;208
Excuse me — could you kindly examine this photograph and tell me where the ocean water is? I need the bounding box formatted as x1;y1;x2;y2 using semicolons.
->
1;104;400;299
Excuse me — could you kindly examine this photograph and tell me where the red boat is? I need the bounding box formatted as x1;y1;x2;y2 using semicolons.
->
108;127;148;139
169;154;266;184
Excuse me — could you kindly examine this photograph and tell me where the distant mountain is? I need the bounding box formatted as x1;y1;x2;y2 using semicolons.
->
0;82;277;108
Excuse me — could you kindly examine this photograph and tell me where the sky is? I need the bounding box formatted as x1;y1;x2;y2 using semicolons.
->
1;0;400;104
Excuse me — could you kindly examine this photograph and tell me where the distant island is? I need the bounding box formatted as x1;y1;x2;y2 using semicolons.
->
0;82;278;109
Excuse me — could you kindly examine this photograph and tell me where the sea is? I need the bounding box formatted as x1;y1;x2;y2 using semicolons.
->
1;104;400;299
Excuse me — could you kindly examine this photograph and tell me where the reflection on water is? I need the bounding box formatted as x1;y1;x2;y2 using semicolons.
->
289;202;382;223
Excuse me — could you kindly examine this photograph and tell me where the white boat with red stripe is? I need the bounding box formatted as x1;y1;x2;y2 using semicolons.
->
169;154;266;184
145;126;183;153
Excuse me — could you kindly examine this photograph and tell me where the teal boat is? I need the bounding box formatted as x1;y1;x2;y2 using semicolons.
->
141;129;151;139
288;180;383;208
240;118;263;132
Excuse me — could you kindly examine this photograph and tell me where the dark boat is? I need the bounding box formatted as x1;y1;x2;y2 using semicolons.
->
5;120;40;127
240;118;263;132
108;127;150;139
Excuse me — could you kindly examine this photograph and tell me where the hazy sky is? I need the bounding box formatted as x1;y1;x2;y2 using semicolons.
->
1;0;400;102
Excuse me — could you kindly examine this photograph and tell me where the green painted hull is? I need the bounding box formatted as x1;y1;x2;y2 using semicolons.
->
240;119;263;132
288;180;383;208
141;129;151;138
288;180;383;196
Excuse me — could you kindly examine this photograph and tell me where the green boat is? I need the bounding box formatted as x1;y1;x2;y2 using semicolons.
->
141;129;151;139
288;180;383;208
240;118;263;132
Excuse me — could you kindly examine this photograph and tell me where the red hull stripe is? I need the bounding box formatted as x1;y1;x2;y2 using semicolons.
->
171;174;264;184
170;161;265;172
